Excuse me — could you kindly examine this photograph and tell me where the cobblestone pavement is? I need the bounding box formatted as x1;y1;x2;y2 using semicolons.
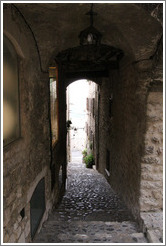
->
34;162;147;243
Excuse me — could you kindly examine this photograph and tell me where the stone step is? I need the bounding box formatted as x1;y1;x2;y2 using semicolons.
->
49;209;134;222
34;221;147;243
141;212;163;243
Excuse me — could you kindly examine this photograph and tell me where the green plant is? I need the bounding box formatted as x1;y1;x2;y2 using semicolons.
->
82;149;87;163
82;149;87;157
84;154;94;168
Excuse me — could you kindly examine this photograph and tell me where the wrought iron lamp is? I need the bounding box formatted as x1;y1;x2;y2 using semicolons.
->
56;3;124;74
79;4;102;45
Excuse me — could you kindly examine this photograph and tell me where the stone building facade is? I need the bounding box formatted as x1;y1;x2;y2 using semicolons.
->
3;3;163;243
85;81;98;154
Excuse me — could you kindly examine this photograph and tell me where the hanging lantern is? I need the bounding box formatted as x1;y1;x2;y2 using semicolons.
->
78;4;102;46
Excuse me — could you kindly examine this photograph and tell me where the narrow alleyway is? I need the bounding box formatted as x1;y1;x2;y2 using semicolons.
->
71;150;83;163
34;162;147;243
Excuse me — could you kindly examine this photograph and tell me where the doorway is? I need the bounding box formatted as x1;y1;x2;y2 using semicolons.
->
66;79;98;165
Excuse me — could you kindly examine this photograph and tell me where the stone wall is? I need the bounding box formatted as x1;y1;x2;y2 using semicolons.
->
139;41;163;212
85;81;97;154
98;60;149;219
140;90;163;211
3;5;54;243
98;50;163;220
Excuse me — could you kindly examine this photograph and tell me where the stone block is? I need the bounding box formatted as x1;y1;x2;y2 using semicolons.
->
3;176;13;196
140;189;152;198
145;146;154;154
142;156;160;164
5;191;16;207
25;221;30;238
141;164;153;173
147;115;161;122
158;126;163;133
152;190;162;200
139;201;151;212
17;215;22;223
147;230;161;243
18;232;25;243
141;180;161;189
16;187;22;198
13;221;19;231
8;233;17;243
156;147;162;155
151;136;160;143
131;232;145;239
141;212;163;229
141;171;163;181
153;165;163;173
4;207;12;227
15;226;22;239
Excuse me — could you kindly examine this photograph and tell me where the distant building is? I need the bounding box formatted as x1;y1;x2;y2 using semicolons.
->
85;81;99;167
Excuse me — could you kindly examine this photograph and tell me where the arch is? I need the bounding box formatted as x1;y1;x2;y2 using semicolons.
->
4;31;25;59
66;76;100;88
56;43;123;89
18;2;162;71
66;79;98;164
3;5;44;72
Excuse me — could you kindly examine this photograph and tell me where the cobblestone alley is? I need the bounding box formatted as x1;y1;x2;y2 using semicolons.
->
34;162;147;243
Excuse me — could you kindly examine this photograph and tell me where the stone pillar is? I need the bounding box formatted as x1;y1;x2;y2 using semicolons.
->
139;84;163;212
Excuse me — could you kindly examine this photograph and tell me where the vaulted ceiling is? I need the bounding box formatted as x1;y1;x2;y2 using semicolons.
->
13;3;162;70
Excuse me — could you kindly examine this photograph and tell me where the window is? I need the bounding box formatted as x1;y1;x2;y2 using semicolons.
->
3;36;20;146
49;67;58;145
86;98;89;111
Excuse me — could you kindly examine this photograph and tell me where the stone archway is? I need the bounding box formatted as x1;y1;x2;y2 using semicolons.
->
56;43;123;82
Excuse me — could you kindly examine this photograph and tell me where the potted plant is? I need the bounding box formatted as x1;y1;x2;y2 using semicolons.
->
82;149;87;163
84;154;94;168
